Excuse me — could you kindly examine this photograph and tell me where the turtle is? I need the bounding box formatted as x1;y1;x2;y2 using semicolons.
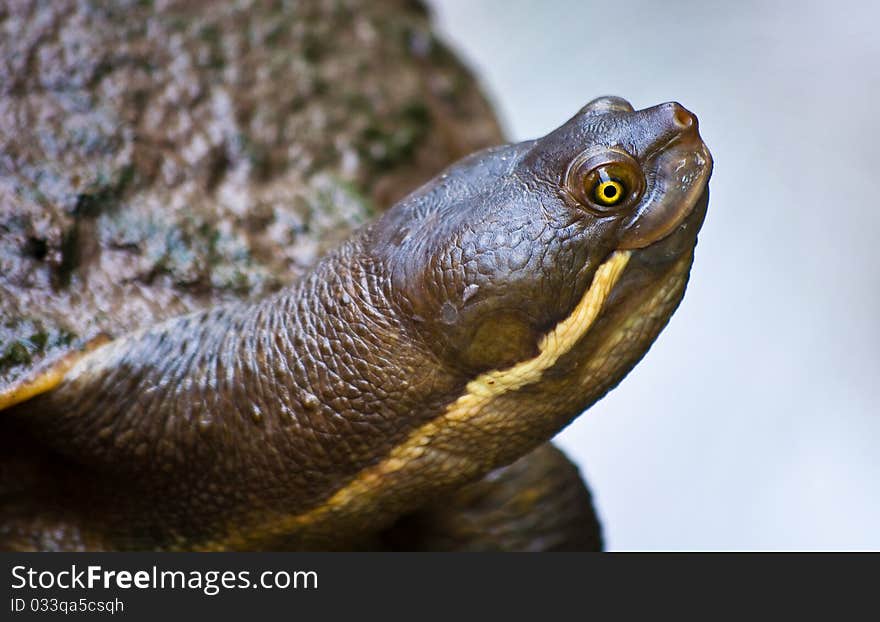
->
0;2;713;551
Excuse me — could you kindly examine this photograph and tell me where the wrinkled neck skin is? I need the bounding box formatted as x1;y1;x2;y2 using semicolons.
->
19;231;459;549
15;139;700;550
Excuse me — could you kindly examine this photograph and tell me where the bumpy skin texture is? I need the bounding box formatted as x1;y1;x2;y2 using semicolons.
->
2;96;711;550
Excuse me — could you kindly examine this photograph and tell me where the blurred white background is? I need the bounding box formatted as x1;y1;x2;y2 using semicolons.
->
428;0;880;550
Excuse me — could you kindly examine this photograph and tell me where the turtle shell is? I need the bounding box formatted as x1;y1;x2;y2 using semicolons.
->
0;0;503;395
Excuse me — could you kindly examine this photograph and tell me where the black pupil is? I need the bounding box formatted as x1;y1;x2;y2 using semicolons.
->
603;185;617;199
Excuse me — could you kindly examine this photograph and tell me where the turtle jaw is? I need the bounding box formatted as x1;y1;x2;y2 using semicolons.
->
547;186;709;417
587;129;711;354
627;186;709;268
517;174;709;431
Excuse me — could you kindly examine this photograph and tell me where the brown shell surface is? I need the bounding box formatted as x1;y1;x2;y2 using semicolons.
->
0;0;503;390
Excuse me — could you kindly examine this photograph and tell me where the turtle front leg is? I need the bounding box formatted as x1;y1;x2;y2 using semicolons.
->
377;443;603;552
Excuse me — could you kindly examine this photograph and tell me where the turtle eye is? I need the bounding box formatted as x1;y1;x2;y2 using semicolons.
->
564;149;645;214
593;173;626;206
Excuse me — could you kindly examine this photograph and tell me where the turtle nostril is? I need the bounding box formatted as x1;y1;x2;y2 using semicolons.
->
672;104;695;130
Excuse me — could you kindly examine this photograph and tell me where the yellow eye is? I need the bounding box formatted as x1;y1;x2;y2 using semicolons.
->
594;178;626;206
564;148;645;214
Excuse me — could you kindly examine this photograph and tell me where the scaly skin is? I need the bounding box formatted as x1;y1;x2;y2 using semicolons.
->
1;97;712;550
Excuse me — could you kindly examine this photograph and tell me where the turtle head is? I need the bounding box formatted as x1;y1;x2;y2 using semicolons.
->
373;97;712;398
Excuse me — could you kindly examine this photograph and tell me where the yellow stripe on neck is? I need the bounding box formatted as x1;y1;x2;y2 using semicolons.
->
197;250;632;550
462;249;631;400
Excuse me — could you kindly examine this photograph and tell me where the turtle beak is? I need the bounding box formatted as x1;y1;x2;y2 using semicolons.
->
618;102;713;250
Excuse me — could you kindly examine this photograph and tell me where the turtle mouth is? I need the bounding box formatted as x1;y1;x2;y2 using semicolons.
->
629;185;709;267
618;114;713;251
593;184;708;327
573;135;711;374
